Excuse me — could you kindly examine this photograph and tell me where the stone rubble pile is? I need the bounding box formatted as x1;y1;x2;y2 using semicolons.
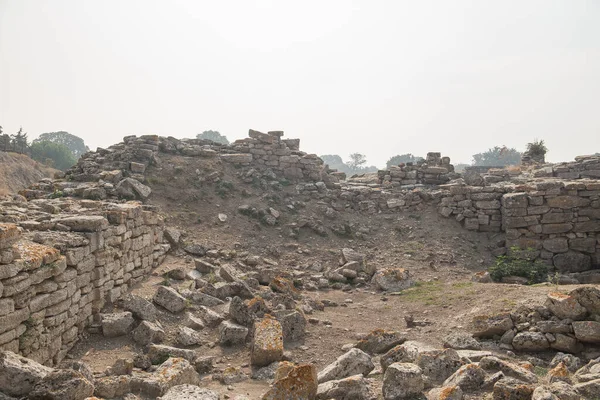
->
378;152;458;186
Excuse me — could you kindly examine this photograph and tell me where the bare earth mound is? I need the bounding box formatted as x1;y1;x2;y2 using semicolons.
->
0;152;57;195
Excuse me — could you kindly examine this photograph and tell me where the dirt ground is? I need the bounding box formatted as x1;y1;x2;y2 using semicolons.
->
0;152;57;195
66;153;594;399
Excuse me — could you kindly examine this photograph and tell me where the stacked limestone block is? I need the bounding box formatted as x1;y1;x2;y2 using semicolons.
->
0;199;168;366
438;185;506;233
378;152;456;187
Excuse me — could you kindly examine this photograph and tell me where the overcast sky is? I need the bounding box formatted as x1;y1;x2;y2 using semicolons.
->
1;0;598;166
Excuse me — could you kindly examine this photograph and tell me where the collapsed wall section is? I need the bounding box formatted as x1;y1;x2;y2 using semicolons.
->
0;200;168;366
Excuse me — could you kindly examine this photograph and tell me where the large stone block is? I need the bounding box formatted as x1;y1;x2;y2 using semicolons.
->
251;316;284;367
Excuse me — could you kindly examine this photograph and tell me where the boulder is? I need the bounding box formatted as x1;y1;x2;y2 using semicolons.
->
137;357;200;397
0;351;54;397
545;292;588;320
493;378;535;400
572;321;600;343
132;321;165;346
512;331;550;351
273;309;307;343
176;326;203;347
159;384;219;400
121;294;157;321
573;378;600;398
442;332;481;350
471;313;514;338
101;312;135;337
153;286;187;313
219;321;249;346
262;363;318;400
426;386;463;400
415;348;464;384
317;348;374;383
196;306;225;328
569;286;600;315
355;329;406;354
382;362;424;400
116;178;151;200
380;341;435;372
371;268;414;292
147;345;197;364
251;316;284;367
29;369;94;400
316;375;372;400
479;356;537;383
443;364;486;392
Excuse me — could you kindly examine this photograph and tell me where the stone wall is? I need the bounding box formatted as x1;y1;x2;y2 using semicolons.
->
0;199;168;366
377;152;457;186
438;180;600;277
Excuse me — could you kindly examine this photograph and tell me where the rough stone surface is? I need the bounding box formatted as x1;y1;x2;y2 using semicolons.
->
101;312;135;337
355;329;406;354
219;320;249;346
0;351;54;397
251;316;284;367
545;292;588;321
122;294;158;321
317;348;374;383
443;364;486;392
159;384;219;400
262;363;318;400
132;321;165;346
29;369;94;400
316;375;372;400
572;321;600;343
371;268;414;292
153;286;187;313
383;362;424;400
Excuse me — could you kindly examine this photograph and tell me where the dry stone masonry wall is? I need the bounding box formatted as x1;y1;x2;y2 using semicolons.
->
0;198;168;365
377;152;458;186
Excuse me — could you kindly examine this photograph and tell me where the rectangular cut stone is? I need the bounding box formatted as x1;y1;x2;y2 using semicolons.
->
542;223;574;234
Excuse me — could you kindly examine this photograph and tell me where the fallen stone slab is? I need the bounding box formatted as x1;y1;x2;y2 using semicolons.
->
29;369;94;400
382;362;424;400
355;329;407;354
0;351;54;397
121;294;157;321
132;321;165;346
153;286;187;313
318;348;374;384
316;375;372;400
159;384;219;400
219;320;249;346
101;312;135;337
443;363;486;393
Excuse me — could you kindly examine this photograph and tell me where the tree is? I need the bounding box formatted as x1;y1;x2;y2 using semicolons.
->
320;153;377;176
525;139;548;162
30;141;77;170
197;130;229;145
347;153;367;170
0;134;10;152
472;146;522;166
33;131;89;159
386;153;424;169
11;127;28;154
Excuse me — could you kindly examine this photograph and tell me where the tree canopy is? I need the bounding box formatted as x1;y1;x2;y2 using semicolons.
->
386;153;424;169
197;130;229;145
30;141;77;170
33;131;89;159
472;146;522;167
320;153;377;176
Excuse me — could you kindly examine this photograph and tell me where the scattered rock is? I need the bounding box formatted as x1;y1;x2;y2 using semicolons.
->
0;351;54;397
219;320;249;345
176;326;203;347
101;312;135;337
159;384;219;400
371;268;414;292
153;286;187;313
251;316;284;367
316;375;372;400
262;363;318;400
132;321;166;346
443;364;486;392
317;348;375;383
355;329;407;354
382;362;424;400
442;332;481;350
121;294;157;321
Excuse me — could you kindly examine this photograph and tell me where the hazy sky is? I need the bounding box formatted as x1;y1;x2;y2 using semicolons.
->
1;1;599;166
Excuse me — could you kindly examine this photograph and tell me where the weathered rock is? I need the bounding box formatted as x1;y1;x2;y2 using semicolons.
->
153;286;187;313
132;321;166;346
273;309;307;344
55;215;108;232
29;369;94;400
116;178;151;200
0;351;54;397
427;385;463;400
572;321;600;343
219;320;249;345
355;329;407;354
512;331;550;351
416;348;464;384
159;384;219;400
214;366;248;385
183;312;205;330
531;386;559;400
479;356;538;383
371;268;414;292
121;294;158;321
138;357;200;397
573;378;600;398
316;375;372;400
107;358;134;376
443;364;486;392
176;326;203;347
101;312;135;337
493;377;535;400
147;345;197;364
196;305;225;328
163;228;182;248
317;348;374;383
380;341;435;372
382;362;424;400
545;292;588;321
550;353;581;373
262;363;318;400
341;248;376;276
251;316;284;367
471;313;514;338
569;286;600;316
442;332;481;350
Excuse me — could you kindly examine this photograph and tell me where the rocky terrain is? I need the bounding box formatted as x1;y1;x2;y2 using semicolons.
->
0;130;599;399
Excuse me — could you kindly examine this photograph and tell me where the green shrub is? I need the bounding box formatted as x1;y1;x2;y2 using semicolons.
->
488;246;549;284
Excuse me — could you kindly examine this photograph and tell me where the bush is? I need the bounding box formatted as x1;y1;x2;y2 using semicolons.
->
488;247;549;284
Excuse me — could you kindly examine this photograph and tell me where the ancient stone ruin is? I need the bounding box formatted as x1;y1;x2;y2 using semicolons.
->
0;129;599;399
